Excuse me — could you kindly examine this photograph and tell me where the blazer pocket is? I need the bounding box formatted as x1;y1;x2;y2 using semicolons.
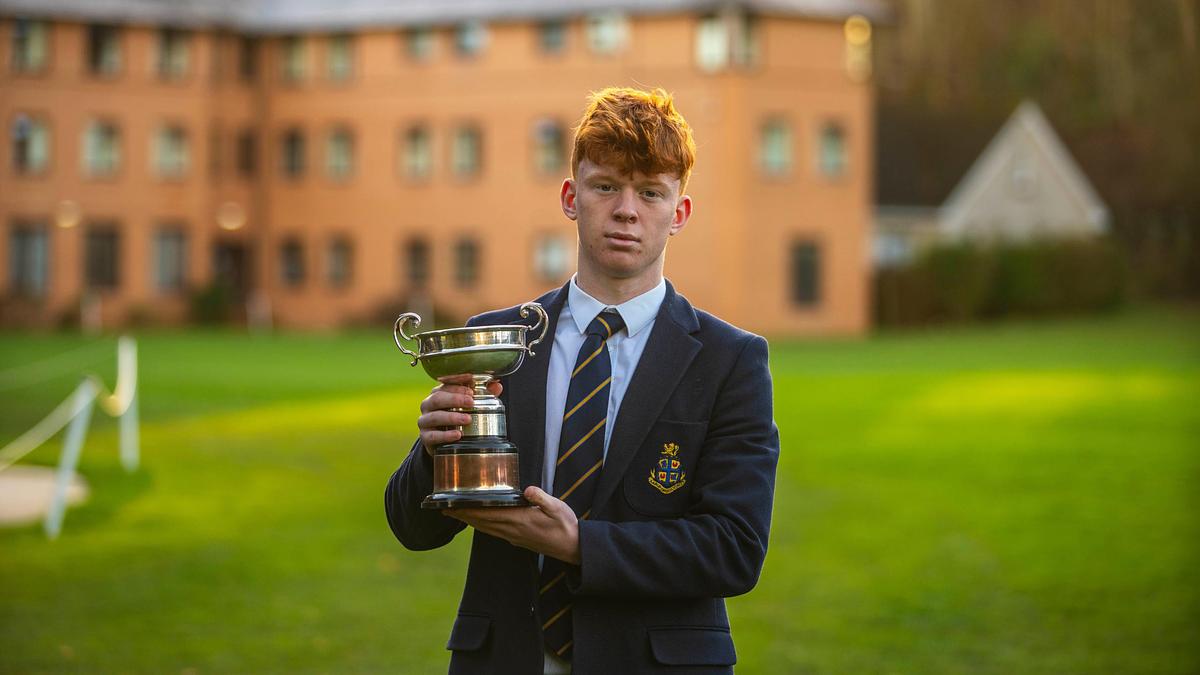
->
648;626;736;666
445;613;491;651
623;419;707;517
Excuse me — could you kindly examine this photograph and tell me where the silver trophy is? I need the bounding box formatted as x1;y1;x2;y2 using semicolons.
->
394;303;549;508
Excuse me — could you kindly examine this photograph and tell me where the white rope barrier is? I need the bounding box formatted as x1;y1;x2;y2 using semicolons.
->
0;336;140;538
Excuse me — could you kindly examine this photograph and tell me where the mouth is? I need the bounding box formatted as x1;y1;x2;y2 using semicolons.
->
605;232;640;243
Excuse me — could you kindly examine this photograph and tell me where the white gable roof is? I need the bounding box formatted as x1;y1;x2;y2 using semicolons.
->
939;101;1109;241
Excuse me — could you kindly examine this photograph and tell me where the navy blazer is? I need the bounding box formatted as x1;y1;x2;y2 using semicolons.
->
386;280;779;674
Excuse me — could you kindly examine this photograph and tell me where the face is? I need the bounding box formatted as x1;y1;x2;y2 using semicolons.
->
560;158;692;285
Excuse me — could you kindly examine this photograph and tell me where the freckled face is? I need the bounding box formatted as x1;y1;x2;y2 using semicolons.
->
560;159;691;283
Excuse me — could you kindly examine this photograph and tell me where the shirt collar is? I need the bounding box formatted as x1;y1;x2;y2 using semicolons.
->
567;276;666;338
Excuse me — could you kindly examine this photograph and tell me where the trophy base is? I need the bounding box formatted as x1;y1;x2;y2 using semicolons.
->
421;491;529;509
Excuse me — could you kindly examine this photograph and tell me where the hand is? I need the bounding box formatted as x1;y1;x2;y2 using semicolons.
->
417;374;502;456
446;486;581;565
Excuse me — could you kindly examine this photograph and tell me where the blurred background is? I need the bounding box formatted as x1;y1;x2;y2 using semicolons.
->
1;0;1197;673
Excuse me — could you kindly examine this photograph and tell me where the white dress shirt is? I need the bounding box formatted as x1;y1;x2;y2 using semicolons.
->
541;275;666;675
541;276;666;493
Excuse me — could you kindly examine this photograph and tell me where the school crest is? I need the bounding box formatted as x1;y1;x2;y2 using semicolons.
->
648;442;687;494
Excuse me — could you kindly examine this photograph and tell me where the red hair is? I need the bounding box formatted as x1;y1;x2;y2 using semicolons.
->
571;87;696;191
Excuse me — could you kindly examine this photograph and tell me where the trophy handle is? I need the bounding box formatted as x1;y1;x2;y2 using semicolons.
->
393;312;422;366
520;302;549;357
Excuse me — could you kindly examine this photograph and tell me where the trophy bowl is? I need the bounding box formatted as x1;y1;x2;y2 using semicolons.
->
394;303;548;508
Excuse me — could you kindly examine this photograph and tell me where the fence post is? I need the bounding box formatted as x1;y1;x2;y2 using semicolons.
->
44;380;96;540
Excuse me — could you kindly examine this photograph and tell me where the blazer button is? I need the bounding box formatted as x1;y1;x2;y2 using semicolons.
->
529;604;536;618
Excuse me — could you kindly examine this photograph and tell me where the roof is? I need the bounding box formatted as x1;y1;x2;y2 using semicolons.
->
875;101;1007;207
0;0;888;33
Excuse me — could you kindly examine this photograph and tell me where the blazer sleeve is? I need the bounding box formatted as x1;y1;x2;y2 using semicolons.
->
572;334;780;598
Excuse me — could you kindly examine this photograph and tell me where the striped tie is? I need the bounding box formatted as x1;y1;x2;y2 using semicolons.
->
539;308;625;660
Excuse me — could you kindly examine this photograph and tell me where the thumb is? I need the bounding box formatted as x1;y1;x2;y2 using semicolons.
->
524;486;557;511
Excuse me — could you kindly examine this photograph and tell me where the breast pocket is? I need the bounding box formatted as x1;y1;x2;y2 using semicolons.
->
622;419;708;517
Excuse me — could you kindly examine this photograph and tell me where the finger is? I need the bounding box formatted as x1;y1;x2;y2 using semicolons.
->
417;410;472;430
420;429;462;447
420;390;476;413
437;374;477;386
486;381;503;397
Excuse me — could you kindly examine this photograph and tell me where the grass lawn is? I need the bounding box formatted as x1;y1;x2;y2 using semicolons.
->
1;308;1197;674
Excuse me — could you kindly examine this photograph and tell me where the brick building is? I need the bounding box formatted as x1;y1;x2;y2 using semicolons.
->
1;0;879;335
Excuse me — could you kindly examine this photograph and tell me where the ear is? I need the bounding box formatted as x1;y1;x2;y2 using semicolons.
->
668;194;692;236
560;179;578;221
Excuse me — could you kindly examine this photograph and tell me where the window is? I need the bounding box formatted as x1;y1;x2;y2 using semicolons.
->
538;20;566;53
455;21;487;57
817;123;846;178
533;119;565;174
585;12;628;54
696;15;728;72
238;36;258;82
153;228;187;292
281;35;305;82
12;114;49;174
236;128;257;177
279;238;305;286
281;128;305;177
405;27;433;62
82;121;120;177
9;220;48;297
452;125;481;177
325;127;353;179
789;241;820;306
759;120;791;175
86;24;121;76
402;126;432;179
153;125;189;178
327;237;352;288
534;235;569;282
11;19;48;72
327;34;353;81
157;28;190;79
454;238;479;287
85;224;120;290
405;238;430;288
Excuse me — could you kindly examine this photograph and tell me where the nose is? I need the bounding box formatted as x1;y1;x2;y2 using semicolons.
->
613;187;638;224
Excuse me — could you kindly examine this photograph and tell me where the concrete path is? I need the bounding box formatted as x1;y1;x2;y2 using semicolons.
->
0;465;89;526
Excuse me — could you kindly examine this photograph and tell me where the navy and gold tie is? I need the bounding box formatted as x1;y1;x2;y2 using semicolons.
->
539;308;626;660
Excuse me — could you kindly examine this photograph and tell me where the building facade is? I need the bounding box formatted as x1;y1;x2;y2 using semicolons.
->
1;0;878;336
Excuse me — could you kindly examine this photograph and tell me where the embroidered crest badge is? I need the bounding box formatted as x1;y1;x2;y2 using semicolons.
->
648;442;687;494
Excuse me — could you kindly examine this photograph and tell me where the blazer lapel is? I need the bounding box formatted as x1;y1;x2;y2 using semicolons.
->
593;282;701;512
506;283;569;490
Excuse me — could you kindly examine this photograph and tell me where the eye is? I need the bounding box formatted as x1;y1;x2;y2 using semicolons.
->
596;183;616;192
641;189;662;199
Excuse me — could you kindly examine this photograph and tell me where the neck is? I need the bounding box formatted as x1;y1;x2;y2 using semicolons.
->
574;267;663;306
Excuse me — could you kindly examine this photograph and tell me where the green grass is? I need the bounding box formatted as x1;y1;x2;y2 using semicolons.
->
1;308;1197;674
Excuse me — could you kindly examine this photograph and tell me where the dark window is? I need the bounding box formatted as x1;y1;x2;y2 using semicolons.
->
153;227;187;292
328;237;352;288
402;126;432;179
279;239;305;286
533;119;565;174
452;125;482;177
538;21;566;53
281;128;305;177
280;35;304;82
236;128;257;177
817;123;846;178
789;241;820;306
405;27;433;61
9;220;48;296
12;19;49;72
406;239;430;288
238;36;258;82
12;114;49;174
86;24;121;75
157;27;190;79
326;127;354;179
327;34;353;81
454;238;479;288
455;22;486;57
85;224;120;290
